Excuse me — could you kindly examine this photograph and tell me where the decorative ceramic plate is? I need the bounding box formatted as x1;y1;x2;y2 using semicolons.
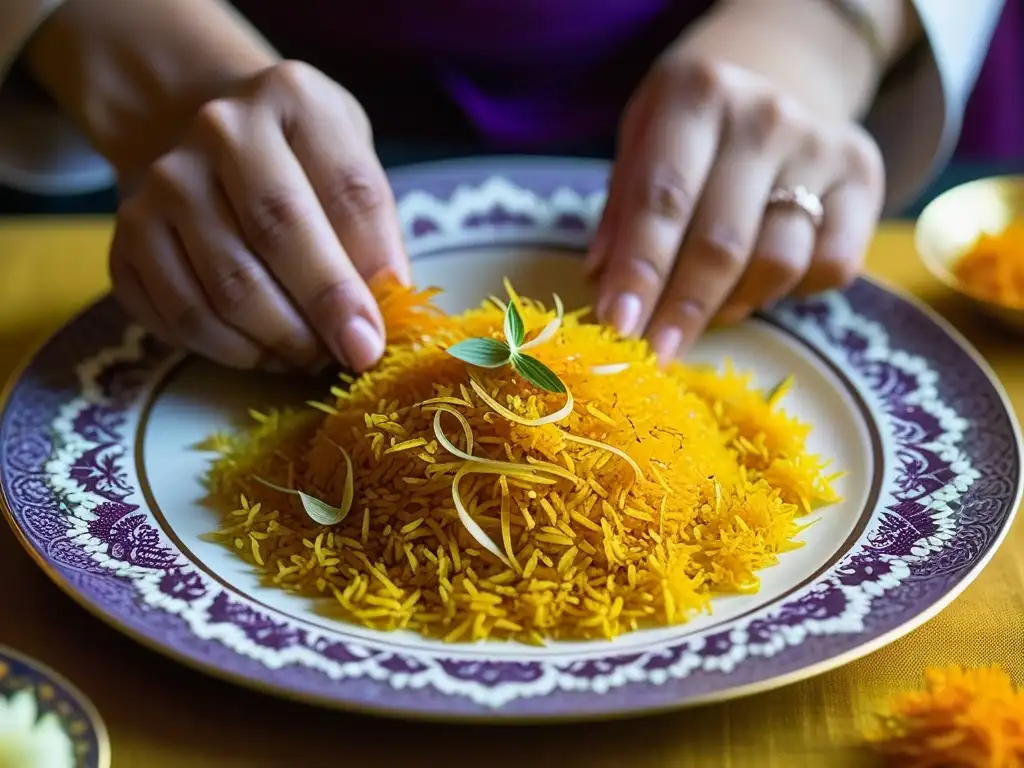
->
2;158;1020;721
0;645;109;767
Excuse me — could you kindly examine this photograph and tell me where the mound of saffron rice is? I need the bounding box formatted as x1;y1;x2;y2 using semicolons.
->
201;281;841;643
867;665;1024;767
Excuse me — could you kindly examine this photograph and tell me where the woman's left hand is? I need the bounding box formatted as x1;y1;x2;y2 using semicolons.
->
588;53;885;363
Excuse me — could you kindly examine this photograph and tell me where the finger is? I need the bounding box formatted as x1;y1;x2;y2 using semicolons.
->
716;206;814;325
646;143;781;363
128;215;264;369
202;102;386;372
109;225;176;346
797;135;884;296
795;182;877;296
586;83;658;278
594;66;723;337
718;151;833;322
584;161;626;278
287;88;410;287
158;153;322;370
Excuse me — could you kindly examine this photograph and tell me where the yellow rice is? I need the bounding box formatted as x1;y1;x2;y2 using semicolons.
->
201;283;841;644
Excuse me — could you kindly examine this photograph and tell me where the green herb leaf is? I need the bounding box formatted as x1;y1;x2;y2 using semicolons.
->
446;337;512;368
512;353;566;394
253;476;345;525
504;301;526;350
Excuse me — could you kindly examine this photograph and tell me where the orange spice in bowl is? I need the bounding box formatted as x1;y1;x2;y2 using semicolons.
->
951;223;1024;309
914;176;1024;331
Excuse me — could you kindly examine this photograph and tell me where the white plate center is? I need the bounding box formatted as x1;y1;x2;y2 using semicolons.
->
139;247;874;660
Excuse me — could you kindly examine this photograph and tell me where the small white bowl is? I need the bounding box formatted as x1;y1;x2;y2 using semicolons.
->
915;175;1024;331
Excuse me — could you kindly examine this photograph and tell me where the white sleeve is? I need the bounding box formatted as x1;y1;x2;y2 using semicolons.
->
0;0;115;195
866;0;1005;212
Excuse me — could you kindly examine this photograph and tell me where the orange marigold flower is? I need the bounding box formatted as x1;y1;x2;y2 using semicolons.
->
867;665;1024;768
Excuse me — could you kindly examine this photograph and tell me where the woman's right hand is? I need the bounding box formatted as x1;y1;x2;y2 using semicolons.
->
109;61;407;374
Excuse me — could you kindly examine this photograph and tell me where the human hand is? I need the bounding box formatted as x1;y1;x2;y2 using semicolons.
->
109;61;407;373
588;55;885;363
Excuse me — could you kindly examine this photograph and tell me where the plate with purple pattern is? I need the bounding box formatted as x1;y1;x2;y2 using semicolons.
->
0;645;109;767
2;157;1020;721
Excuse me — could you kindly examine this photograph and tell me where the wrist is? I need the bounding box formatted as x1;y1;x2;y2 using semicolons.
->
670;0;915;121
26;0;278;181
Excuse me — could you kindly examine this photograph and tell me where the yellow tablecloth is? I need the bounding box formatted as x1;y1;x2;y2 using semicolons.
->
0;219;1021;767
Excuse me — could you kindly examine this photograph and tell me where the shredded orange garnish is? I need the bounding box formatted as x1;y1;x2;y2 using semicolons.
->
370;273;448;345
952;224;1024;308
866;665;1024;767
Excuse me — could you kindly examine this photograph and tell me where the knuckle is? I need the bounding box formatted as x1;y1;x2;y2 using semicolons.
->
800;129;831;164
206;260;266;321
641;57;723;114
193;99;236;141
629;254;673;287
742;95;798;149
642;165;697;224
623;57;722;141
666;295;711;324
677;58;726;106
265;60;315;93
693;223;748;272
147;157;191;209
309;275;363;321
241;189;305;253
323;166;389;220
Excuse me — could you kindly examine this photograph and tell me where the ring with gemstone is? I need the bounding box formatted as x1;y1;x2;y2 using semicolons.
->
767;185;825;228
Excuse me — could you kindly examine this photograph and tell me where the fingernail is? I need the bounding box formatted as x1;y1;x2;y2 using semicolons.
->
650;326;683;365
601;292;643;337
336;316;384;372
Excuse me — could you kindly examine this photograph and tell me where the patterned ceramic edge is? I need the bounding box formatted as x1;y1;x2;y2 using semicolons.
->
0;645;110;768
1;159;1020;719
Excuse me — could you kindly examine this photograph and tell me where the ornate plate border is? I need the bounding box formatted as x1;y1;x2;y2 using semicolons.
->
1;158;1020;720
0;645;110;768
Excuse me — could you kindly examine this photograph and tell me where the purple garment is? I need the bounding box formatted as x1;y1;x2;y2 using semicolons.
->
956;0;1024;161
234;0;1023;161
232;0;712;148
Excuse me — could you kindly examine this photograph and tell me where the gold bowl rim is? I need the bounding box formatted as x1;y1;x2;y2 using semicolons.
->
914;174;1024;315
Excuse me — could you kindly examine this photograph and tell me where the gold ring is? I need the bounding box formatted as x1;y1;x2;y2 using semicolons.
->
767;185;825;228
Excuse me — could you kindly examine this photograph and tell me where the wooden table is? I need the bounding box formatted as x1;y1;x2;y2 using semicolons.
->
0;219;1021;767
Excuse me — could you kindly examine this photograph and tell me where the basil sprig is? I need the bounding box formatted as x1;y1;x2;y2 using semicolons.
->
446;300;566;394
